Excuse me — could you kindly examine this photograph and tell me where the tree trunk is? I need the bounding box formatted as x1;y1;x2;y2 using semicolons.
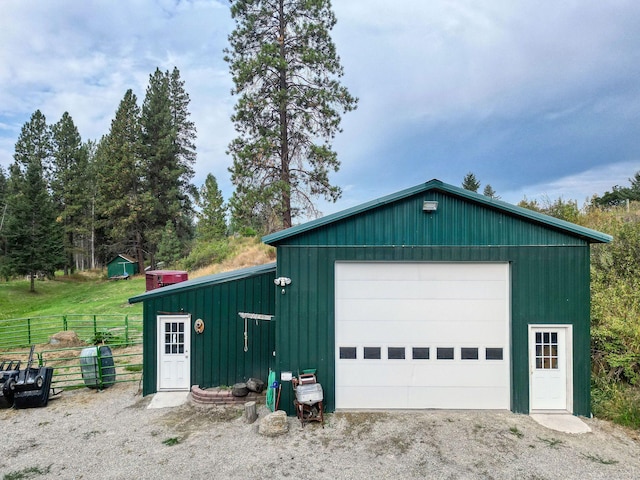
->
278;0;292;229
136;231;145;274
91;198;95;270
244;401;258;424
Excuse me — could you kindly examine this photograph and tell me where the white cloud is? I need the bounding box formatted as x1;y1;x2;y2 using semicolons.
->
1;0;639;211
501;160;640;206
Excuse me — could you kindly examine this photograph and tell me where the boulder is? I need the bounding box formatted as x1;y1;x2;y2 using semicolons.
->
232;382;249;397
258;410;289;437
246;377;265;393
49;331;83;347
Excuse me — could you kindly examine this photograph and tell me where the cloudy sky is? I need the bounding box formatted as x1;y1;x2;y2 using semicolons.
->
1;0;639;215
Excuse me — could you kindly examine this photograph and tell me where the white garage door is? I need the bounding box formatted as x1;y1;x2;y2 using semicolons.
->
335;262;510;409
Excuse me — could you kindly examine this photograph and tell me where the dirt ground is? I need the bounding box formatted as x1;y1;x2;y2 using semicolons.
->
1;382;640;479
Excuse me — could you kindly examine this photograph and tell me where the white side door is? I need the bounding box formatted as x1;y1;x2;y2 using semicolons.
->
529;326;571;411
157;315;191;391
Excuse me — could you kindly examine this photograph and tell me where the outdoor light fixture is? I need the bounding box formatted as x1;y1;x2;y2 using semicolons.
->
274;276;292;294
274;277;291;287
423;200;438;212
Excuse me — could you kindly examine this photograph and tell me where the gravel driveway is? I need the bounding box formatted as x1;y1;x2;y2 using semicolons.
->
1;382;639;479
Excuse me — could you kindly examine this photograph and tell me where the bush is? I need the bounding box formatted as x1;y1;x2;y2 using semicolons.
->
177;240;232;271
591;376;640;429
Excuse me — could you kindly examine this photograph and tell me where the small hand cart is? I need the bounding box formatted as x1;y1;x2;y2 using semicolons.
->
293;372;324;428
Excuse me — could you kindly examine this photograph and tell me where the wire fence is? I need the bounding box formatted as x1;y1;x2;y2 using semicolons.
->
0;314;142;349
0;314;143;390
1;343;142;391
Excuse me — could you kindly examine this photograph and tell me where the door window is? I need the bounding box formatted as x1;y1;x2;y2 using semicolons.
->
164;321;185;354
535;332;558;369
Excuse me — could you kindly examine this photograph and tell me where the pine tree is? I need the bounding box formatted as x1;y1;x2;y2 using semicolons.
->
140;67;197;266
196;173;227;241
51;112;88;274
593;171;640;208
157;220;183;266
5;111;63;291
96;90;149;272
462;172;481;193
225;0;357;233
0;166;7;228
0;166;8;280
483;184;499;199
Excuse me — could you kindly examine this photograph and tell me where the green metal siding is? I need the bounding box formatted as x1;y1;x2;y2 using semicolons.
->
274;245;592;416
141;269;276;396
277;192;585;247
107;256;138;277
263;180;611;245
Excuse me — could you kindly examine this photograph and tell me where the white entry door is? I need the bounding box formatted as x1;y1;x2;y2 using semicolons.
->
157;315;191;391
529;326;571;411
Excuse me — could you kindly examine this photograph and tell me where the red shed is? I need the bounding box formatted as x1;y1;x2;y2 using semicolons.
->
145;270;188;291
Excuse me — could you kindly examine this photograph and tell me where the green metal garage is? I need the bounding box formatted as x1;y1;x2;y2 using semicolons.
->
131;179;611;416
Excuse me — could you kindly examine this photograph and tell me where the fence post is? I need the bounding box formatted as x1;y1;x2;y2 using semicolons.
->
125;315;129;346
96;346;103;390
93;315;97;340
63;315;68;332
27;318;31;345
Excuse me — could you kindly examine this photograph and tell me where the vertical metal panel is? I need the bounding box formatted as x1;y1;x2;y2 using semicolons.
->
142;269;276;396
275;244;591;416
282;192;583;247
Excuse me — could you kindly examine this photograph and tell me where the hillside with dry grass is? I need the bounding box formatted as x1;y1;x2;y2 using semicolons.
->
188;236;275;279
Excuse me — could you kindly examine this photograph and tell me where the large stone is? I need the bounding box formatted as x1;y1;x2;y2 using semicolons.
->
49;331;83;347
258;410;289;437
246;377;265;393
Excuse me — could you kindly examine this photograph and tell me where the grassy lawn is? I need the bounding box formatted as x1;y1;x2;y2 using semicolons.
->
0;272;144;322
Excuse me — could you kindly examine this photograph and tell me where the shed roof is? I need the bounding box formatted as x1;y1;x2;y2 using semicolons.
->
108;254;137;264
263;179;612;245
128;262;276;304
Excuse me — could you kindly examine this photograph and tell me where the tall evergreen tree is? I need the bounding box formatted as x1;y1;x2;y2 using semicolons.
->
82;140;99;270
5;111;63;291
157;220;183;266
168;66;198;246
225;0;357;233
169;66;197;183
196;173;227;241
96;90;149;272
0;166;8;280
140;67;197;266
51;112;88;274
462;172;481;193
0;166;7;229
483;184;499;199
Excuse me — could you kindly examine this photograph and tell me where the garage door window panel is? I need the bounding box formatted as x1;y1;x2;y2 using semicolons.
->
437;347;454;360
486;348;504;360
364;347;381;359
388;347;405;359
412;347;430;359
339;347;357;359
461;347;479;360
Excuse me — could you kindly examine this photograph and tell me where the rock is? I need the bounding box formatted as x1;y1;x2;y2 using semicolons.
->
232;382;249;397
49;331;83;347
258;410;289;437
246;378;265;393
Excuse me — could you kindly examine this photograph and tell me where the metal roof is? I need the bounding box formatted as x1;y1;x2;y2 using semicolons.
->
128;262;276;304
262;179;612;245
108;254;137;264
